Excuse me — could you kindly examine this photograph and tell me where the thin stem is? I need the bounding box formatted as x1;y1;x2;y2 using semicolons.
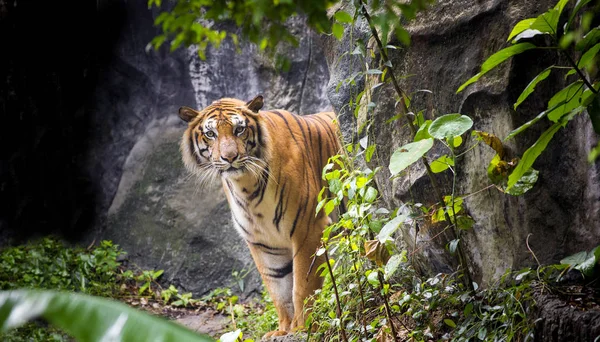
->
323;246;348;342
360;2;474;291
377;272;401;341
561;50;598;94
352;258;368;340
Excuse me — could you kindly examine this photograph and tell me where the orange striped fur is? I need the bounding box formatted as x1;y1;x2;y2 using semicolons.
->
178;96;342;337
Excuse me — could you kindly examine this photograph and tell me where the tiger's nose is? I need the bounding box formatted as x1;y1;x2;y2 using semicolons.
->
221;154;239;164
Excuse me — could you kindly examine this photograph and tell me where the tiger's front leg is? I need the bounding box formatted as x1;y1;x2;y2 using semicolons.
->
290;216;328;331
246;242;294;337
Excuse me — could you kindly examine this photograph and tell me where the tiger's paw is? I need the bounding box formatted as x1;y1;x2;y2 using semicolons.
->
263;330;288;338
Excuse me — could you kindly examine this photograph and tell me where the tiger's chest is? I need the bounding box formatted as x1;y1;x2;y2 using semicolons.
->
222;175;295;248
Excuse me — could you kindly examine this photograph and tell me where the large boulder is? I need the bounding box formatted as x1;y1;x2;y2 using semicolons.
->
324;0;600;286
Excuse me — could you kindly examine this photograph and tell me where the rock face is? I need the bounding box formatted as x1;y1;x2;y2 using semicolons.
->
324;0;600;286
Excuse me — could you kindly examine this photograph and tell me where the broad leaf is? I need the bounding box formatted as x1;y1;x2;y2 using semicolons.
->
576;27;600;51
547;81;584;122
0;290;213;342
507;18;536;42
561;251;588;266
514;67;552;110
389;138;434;176
377;214;408;243
505;168;539;196
384;253;406;281
474;130;505;159
448;239;460;255
428;114;473;139
414;120;432;141
575;252;598;277
507;122;562;189
457;43;537;93
332;23;344;40
334;11;353;24
577;43;600;72
430;155;454;173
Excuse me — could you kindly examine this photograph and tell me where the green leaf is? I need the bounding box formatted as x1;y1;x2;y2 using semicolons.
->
364;187;378;203
414;120;433;141
507;122;562;189
429;114;473;139
324;200;336;216
529;8;560;35
456;215;475;230
478;327;488;340
365;144;376;162
448;239;460;255
332;23;344;40
0;290;213;341
514;67;552;110
505;168;539;196
507;18;536;42
384;254;404;281
377;214;408;243
444;318;457;328
547;81;584;122
451;135;463;148
464;302;474;316
568;0;593;31
576;27;600;51
389;139;434;176
561;251;588;266
577;43;600;72
430;155;454;173
334;11;353;24
457;43;537;93
575;251;597;277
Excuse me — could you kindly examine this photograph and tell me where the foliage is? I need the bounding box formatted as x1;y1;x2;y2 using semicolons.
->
147;0;434;63
0;290;214;342
0;237;122;296
457;0;600;188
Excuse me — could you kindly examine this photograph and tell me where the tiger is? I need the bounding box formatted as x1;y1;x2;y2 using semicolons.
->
177;95;342;337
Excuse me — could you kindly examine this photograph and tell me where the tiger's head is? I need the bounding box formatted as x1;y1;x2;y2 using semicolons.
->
178;95;267;182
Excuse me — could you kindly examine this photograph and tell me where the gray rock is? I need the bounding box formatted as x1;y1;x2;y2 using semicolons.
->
105;124;262;296
324;0;600;286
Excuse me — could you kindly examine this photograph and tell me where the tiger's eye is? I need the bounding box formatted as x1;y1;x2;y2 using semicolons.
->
235;126;246;136
205;131;216;138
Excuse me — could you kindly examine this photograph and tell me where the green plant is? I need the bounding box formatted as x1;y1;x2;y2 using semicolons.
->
556;244;600;279
0;290;214;342
457;0;600;183
135;269;164;296
0;237;124;296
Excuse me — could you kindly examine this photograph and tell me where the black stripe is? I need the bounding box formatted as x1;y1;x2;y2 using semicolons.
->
255;167;269;207
189;133;202;165
250;242;288;255
273;183;287;231
289;203;305;238
312;115;339;154
266;261;293;278
272;111;301;148
226;180;248;212
291;114;316;172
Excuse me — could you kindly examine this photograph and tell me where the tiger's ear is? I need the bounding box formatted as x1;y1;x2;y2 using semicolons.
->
178;106;200;122
245;95;264;113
